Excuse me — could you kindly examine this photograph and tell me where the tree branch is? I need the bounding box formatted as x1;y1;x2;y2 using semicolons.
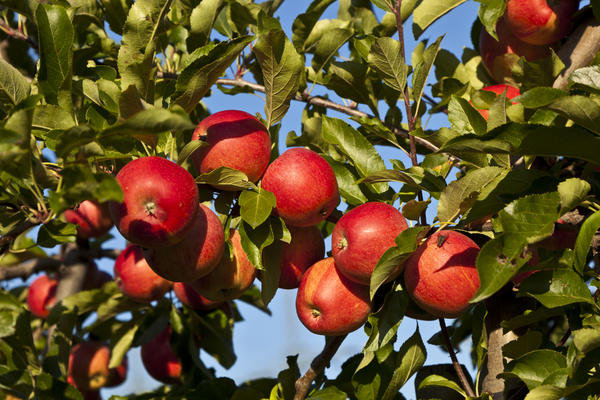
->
294;334;347;400
0;18;38;50
0;256;62;281
439;318;475;397
553;16;600;90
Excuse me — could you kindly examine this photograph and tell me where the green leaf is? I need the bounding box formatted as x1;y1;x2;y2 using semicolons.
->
523;385;566;400
177;139;209;166
239;188;277;229
253;13;303;127
312;26;354;73
417;374;466;397
109;321;138;369
321;116;388;193
402;200;430;221
441;123;600;165
569;65;600;93
381;328;426;400
415;364;473;400
448;97;487;135
306;386;348;400
412;36;443;116
437;166;504;223
476;0;505;40
326;158;369;206
102;108;196;137
291;0;337;51
174;36;254;113
327;61;379;115
187;0;225;49
519;269;594;308
0;309;17;338
573;209;600;274
516;87;567;108
547;95;600;135
0;58;30;113
500;349;567;390
558;178;590;215
361;168;446;199
195;167;257;191
573;326;600;353
368;37;409;94
412;0;467;38
487;90;508;132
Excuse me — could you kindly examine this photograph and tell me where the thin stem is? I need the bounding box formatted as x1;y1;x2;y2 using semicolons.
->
439;318;475;397
0;17;38;50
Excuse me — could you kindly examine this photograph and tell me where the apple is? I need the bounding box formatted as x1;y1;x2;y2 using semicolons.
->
64;200;113;239
504;0;579;45
68;341;111;391
141;326;182;384
277;225;325;289
27;274;57;319
404;297;437;321
332;202;409;286
404;230;480;318
189;230;256;302
295;257;371;336
261;148;340;227
512;246;540;286
109;156;199;248
173;282;225;311
479;18;551;83
143;203;225;282
476;84;521;120
114;244;172;303
191;110;272;187
538;218;578;251
105;354;128;388
83;261;112;291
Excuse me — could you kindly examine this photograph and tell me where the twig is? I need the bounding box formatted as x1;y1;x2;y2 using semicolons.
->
294;334;347;400
0;256;62;281
439;318;475;397
0;18;38;50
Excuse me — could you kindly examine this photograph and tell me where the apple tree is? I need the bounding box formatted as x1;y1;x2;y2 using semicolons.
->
1;0;600;399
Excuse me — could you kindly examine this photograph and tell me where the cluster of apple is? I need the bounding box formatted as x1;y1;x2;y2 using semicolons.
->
479;0;579;83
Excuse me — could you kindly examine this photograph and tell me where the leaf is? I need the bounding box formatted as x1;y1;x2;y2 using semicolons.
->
573;326;600;354
569;65;600;93
253;13;303;127
437;166;504;223
500;349;567;390
412;36;443;116
291;0;337;51
326;158;369;206
361;168;446;199
476;0;505;40
0;58;30;113
368;37;409;94
102;108;196;137
327;61;378;115
195;167;257;191
415;364;473;400
448;97;487;135
174;36;254;113
239;188;277;229
412;0;467;38
417;374;466;396
362;285;408;356
573;210;600;274
402;200;430;221
441;123;600;165
311;26;354;73
306;386;348;400
519;269;594;308
321;116;388;193
177;139;209;166
109;322;138;369
558;178;590;215
515;87;567;108
380;328;426;400
548;95;600;135
187;0;225;49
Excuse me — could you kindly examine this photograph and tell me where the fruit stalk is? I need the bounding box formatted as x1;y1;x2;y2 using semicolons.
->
439;318;476;397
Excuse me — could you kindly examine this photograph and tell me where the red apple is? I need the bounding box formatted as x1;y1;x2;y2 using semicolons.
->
191;110;272;187
189;230;256;302
296;257;371;336
278;225;325;289
332;202;409;286
173;282;225;311
109;156;199;248
143;203;225;282
27;274;57;319
404;231;480;318
105;354;128;388
512;246;540;285
504;0;579;45
114;244;172;303
261;148;340;227
64;200;114;239
476;84;521;120
141;326;182;384
479;18;551;83
538;218;578;250
68;342;111;391
404;297;437;321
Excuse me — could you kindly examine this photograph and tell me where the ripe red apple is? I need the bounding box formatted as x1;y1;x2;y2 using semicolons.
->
538;218;578;250
277;225;325;289
105;354;128;388
191;110;272;187
173;282;224;311
114;244;172;303
27;274;57;318
261;148;340;227
68;341;111;391
479;18;551;83
109;156;199;248
64;200;114;239
296;258;371;336
504;0;579;45
141;326;182;384
332;202;409;286
189;230;256;302
404;230;480;318
476;84;521;120
143;203;225;282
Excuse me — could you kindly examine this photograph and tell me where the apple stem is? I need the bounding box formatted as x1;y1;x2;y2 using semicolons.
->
438;318;476;397
293;334;347;400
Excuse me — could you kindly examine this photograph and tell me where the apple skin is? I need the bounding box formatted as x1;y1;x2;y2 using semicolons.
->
113;244;172;303
404;231;480;318
479;18;551;83
26;274;57;319
295;257;372;336
278;225;325;289
504;0;579;45
109;156;199;248
141;326;182;384
104;354;128;388
332;202;409;286
64;200;113;239
261;148;340;227
189;230;256;302
477;84;521;120
68;342;111;392
191;110;272;186
173;281;226;311
144;203;225;282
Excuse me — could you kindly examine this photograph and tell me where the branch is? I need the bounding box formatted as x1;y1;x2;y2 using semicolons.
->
0;256;62;281
294;334;347;400
439;318;475;397
553;16;600;90
0;18;38;50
